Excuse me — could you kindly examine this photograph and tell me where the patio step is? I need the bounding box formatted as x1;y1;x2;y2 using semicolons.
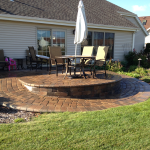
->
18;72;122;99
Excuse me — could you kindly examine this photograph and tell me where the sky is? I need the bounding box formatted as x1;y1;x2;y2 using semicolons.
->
107;0;150;17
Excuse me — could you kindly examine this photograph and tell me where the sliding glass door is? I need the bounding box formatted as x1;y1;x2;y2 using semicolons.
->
37;30;51;57
52;31;65;55
37;29;66;56
93;32;104;55
105;33;114;59
81;31;114;59
81;31;92;54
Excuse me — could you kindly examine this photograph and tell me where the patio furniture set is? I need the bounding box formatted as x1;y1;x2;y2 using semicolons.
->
28;46;109;79
0;46;109;79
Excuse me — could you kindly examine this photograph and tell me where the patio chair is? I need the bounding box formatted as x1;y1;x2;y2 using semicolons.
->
0;49;9;70
28;47;44;71
66;46;94;76
79;46;94;62
48;46;65;76
86;46;109;77
80;46;94;65
74;46;94;75
26;49;36;69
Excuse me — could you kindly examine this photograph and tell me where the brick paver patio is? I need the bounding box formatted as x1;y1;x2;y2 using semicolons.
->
0;69;150;112
19;70;122;98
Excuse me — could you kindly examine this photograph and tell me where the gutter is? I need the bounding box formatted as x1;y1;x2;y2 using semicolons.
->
0;14;139;32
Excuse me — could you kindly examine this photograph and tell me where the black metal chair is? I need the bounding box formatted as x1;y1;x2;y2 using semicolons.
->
28;47;44;71
26;49;36;69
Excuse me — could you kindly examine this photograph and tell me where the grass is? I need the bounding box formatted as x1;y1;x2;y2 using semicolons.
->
117;70;150;83
117;71;140;78
140;76;150;83
1;99;150;149
14;118;26;123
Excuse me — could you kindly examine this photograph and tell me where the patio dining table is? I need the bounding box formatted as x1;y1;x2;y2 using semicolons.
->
36;54;50;71
36;55;50;60
55;55;95;79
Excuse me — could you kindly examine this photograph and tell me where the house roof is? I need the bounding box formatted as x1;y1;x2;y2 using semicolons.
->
139;16;150;31
0;0;137;28
0;0;138;29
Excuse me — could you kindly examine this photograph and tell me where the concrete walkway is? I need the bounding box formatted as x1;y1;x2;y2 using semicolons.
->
0;70;150;112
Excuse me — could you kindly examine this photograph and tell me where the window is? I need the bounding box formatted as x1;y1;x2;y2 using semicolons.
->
142;20;147;25
81;31;114;59
37;29;66;56
53;31;65;55
81;31;92;54
37;30;51;57
93;32;104;55
105;33;114;59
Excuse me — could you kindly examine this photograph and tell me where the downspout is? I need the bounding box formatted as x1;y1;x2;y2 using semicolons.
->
132;31;135;51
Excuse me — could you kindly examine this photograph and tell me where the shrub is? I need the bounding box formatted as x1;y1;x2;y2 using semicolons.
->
128;65;137;72
106;60;124;72
146;43;150;49
125;72;140;78
144;48;150;54
134;54;149;68
124;51;136;66
134;67;148;76
124;51;150;68
121;60;128;68
140;76;150;83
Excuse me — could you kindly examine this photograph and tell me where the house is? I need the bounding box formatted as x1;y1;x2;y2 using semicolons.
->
0;0;148;65
139;16;150;45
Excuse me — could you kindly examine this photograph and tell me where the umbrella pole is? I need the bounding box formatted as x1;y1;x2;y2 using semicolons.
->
75;44;77;56
75;44;77;64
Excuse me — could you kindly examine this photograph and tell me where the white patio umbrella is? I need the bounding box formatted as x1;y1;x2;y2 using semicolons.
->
74;0;88;56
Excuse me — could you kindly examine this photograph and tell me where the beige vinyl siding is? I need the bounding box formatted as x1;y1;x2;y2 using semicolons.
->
0;20;81;65
125;16;145;52
0;21;36;58
0;20;134;64
66;28;81;63
66;28;80;55
114;31;132;60
0;20;78;58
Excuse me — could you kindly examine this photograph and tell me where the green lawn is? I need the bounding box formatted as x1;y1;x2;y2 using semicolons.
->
1;98;150;150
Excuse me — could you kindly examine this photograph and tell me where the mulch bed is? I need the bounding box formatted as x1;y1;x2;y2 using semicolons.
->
0;105;41;124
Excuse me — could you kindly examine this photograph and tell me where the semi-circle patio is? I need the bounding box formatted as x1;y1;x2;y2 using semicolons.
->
0;70;150;112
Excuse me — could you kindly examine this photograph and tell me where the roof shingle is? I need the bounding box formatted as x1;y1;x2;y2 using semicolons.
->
0;0;137;28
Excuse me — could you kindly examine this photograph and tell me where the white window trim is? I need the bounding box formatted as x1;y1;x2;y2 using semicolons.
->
36;28;67;55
